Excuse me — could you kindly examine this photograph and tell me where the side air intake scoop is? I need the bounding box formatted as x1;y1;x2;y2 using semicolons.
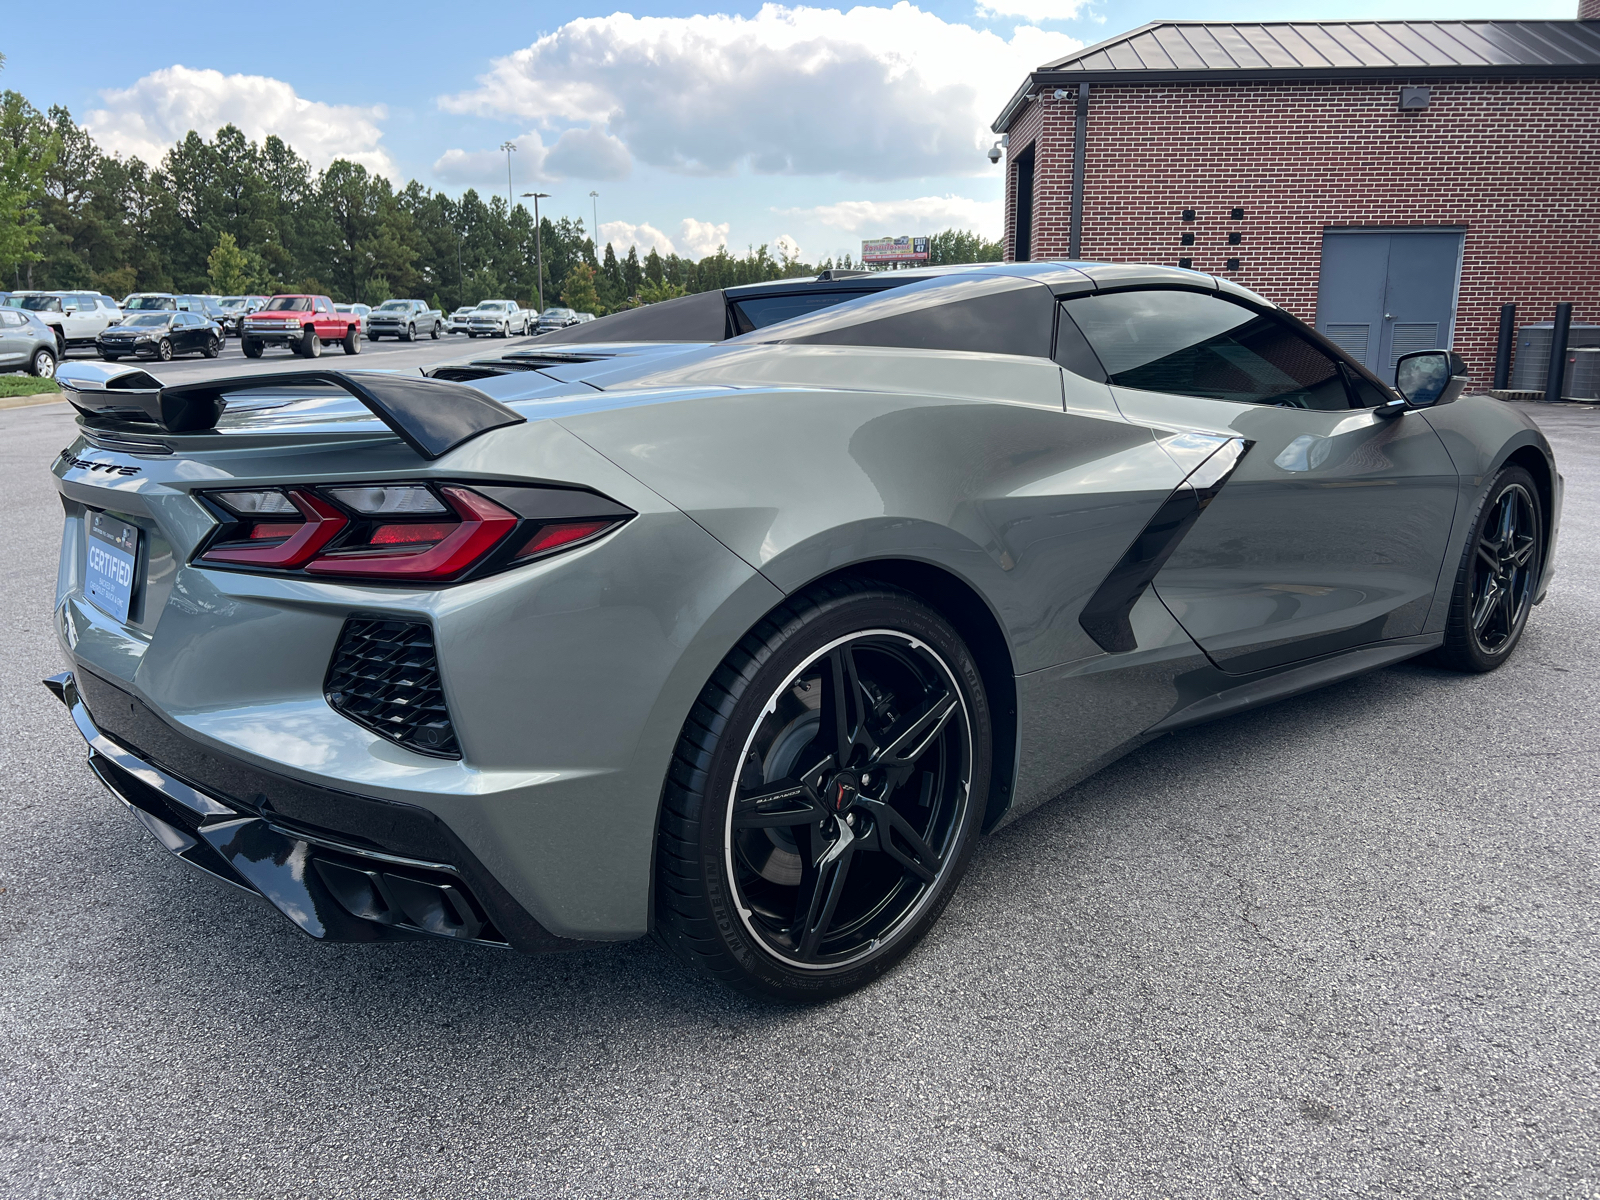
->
55;363;526;461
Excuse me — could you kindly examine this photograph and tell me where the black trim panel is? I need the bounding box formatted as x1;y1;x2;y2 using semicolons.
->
1078;438;1251;653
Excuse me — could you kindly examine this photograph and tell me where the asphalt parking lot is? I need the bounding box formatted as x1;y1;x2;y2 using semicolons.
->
1;398;1596;1200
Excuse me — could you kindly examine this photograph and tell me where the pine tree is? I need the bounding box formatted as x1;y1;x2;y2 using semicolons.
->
560;260;602;315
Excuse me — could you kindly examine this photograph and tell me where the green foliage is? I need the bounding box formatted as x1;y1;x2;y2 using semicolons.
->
560;261;601;314
8;92;1002;314
0;374;59;397
0;91;58;285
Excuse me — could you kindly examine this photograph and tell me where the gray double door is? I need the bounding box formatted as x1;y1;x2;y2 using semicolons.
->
1316;229;1463;385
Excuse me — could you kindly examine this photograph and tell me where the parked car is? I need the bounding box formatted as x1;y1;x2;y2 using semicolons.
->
535;306;580;334
2;291;123;353
219;296;268;335
447;306;476;335
466;300;529;338
95;310;222;361
240;295;362;358
334;303;371;334
0;306;59;377
176;295;230;326
571;312;596;324
122;293;178;312
366;299;444;341
46;262;1564;1000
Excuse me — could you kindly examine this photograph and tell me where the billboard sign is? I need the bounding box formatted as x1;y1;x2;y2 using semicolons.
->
861;235;929;264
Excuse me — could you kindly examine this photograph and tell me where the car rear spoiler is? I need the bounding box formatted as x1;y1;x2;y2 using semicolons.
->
53;363;526;460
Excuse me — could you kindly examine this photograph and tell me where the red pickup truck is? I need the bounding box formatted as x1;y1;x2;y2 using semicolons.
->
240;294;362;358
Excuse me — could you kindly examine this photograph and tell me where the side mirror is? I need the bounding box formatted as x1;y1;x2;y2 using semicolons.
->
1394;350;1468;409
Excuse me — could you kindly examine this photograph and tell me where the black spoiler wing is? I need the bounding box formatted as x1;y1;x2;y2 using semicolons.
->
53;364;525;460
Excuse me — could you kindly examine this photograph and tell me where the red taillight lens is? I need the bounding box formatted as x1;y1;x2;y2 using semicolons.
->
304;486;517;581
196;483;631;582
514;519;615;560
200;491;347;567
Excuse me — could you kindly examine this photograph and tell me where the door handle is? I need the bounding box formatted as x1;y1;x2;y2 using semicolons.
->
1384;313;1395;320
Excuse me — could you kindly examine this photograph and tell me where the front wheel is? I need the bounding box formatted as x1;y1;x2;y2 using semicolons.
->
1430;464;1544;673
156;338;173;362
403;323;416;343
301;329;322;358
241;338;263;359
656;580;991;1002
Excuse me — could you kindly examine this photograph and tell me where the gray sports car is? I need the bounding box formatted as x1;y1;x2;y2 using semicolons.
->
47;262;1560;1001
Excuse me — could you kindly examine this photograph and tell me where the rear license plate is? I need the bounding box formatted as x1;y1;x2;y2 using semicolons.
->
86;512;139;624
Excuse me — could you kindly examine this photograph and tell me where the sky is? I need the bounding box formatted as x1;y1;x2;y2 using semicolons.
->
0;1;1578;263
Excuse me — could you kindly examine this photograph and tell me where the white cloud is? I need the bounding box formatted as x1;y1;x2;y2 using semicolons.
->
433;123;630;188
85;65;397;177
438;4;1079;181
780;194;1002;239
599;220;676;256
680;218;731;257
975;0;1086;21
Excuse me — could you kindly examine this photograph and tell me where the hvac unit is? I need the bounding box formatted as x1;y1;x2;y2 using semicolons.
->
1566;348;1600;402
1510;322;1600;394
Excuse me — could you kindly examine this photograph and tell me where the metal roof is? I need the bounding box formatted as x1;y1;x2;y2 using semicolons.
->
995;20;1600;130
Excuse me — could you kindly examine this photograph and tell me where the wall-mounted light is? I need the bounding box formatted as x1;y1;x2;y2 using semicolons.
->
1053;89;1070;100
1181;232;1195;246
1182;209;1196;221
1399;87;1431;110
1231;207;1245;220
1178;258;1193;270
1228;231;1242;245
1226;258;1241;271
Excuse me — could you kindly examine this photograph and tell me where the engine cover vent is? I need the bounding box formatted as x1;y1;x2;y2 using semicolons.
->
325;617;460;759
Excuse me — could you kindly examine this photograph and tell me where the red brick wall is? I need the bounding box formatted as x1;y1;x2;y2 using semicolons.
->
1003;76;1600;388
1580;1;1599;22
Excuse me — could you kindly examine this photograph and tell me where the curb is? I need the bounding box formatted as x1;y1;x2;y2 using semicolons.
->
0;391;64;412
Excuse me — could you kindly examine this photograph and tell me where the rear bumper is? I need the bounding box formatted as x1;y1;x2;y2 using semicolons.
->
47;668;585;954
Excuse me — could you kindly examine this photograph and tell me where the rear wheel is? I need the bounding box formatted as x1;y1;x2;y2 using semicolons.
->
656;580;991;1002
242;337;263;359
1430;464;1544;673
30;347;56;378
342;325;361;355
431;320;440;339
203;335;220;359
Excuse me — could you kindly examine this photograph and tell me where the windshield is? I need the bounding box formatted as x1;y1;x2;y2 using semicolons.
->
541;308;574;318
124;295;175;310
221;297;247;307
264;297;312;312
475;303;507;312
376;301;410;312
18;295;63;312
121;313;172;328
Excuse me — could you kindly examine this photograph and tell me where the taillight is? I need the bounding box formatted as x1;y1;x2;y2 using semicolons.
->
195;482;631;583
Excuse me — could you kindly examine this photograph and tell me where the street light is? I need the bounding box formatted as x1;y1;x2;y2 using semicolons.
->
522;191;551;313
589;190;599;248
500;141;517;210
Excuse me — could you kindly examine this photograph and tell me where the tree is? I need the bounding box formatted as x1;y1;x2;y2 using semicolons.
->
0;90;57;287
637;278;686;305
560;260;601;315
207;232;269;295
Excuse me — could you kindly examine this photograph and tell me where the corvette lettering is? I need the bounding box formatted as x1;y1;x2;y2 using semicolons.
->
60;450;139;476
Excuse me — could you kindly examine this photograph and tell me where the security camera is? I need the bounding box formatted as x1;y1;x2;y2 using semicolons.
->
1053;89;1070;100
987;143;1003;164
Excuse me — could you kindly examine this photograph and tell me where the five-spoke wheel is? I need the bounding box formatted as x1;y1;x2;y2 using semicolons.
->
1433;464;1544;673
657;580;991;1001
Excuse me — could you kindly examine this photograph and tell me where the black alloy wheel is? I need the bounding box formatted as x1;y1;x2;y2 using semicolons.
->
657;580;991;1001
1432;464;1544;673
203;336;220;359
156;338;173;362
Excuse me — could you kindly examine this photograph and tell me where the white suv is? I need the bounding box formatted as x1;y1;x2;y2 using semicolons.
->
4;291;122;351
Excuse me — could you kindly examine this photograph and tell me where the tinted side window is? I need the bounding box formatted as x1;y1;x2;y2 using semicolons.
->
779;276;1054;358
730;291;869;334
1063;290;1353;410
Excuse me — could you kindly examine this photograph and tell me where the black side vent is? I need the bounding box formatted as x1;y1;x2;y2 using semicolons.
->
325;618;460;759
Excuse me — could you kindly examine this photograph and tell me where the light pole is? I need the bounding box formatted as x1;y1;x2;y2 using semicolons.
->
500;141;517;211
589;190;599;249
522;191;551;313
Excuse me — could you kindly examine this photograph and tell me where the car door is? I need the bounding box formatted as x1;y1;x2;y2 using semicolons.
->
1062;287;1460;675
0;309;26;367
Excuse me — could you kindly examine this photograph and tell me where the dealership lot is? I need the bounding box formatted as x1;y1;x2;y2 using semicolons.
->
0;398;1596;1198
56;328;522;384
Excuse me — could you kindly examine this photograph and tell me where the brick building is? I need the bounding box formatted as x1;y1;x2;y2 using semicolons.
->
991;16;1600;388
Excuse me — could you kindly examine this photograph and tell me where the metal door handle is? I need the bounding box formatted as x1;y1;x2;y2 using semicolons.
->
1384;313;1395;319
